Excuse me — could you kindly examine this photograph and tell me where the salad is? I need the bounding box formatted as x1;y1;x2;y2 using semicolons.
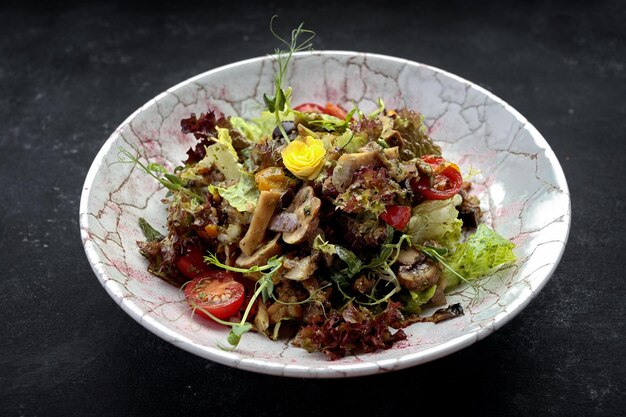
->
127;21;516;360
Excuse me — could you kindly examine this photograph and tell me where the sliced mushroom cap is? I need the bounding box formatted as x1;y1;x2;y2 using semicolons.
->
398;257;442;292
283;255;318;281
396;247;424;265
282;186;321;245
235;234;282;280
239;190;281;256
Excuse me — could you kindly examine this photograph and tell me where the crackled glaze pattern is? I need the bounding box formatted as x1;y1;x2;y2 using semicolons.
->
79;52;570;378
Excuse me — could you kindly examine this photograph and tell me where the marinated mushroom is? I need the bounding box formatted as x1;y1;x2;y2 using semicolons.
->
398;258;442;292
395;247;442;292
282;186;321;245
283;255;318;281
235;233;282;279
239;190;281;256
396;247;424;265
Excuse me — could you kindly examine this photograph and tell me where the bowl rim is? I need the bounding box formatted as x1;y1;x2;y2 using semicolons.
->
79;50;571;378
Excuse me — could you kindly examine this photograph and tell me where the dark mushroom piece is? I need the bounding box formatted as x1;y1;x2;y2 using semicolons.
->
396;247;442;292
282;186;321;245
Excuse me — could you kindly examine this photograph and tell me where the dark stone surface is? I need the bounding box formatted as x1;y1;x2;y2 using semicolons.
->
1;1;624;416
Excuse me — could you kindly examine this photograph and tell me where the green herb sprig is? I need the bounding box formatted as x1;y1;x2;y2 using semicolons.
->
265;16;315;142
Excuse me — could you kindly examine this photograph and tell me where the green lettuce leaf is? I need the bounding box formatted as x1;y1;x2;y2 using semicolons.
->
209;172;259;213
180;142;241;183
230;116;271;143
230;109;294;143
407;194;463;247
214;126;238;159
444;224;516;286
400;285;437;314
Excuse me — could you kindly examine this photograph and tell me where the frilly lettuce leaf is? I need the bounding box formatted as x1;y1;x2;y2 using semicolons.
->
407;194;463;247
444;224;516;286
209;172;259;213
391;109;442;159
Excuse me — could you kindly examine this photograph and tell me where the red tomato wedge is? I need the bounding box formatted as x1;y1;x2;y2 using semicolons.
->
380;205;411;231
184;270;245;320
176;244;210;278
412;155;463;200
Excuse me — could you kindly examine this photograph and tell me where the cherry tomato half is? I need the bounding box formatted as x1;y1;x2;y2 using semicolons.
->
380;205;412;231
184;270;245;320
412;164;463;200
176;244;210;279
294;102;349;119
293;102;326;113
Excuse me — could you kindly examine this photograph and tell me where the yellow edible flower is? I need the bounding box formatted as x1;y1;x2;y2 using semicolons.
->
281;136;327;180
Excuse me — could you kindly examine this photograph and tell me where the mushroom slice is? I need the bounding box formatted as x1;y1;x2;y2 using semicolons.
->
282;186;321;245
235;233;282;271
397;258;442;292
283;255;318;281
239;190;281;256
396;247;424;265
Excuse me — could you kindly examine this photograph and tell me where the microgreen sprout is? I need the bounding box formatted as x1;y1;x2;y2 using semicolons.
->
265;15;315;142
367;98;386;118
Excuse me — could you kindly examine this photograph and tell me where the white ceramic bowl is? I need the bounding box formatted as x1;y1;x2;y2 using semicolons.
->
79;51;570;378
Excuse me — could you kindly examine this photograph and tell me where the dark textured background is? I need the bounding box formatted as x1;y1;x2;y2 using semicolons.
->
1;1;625;416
